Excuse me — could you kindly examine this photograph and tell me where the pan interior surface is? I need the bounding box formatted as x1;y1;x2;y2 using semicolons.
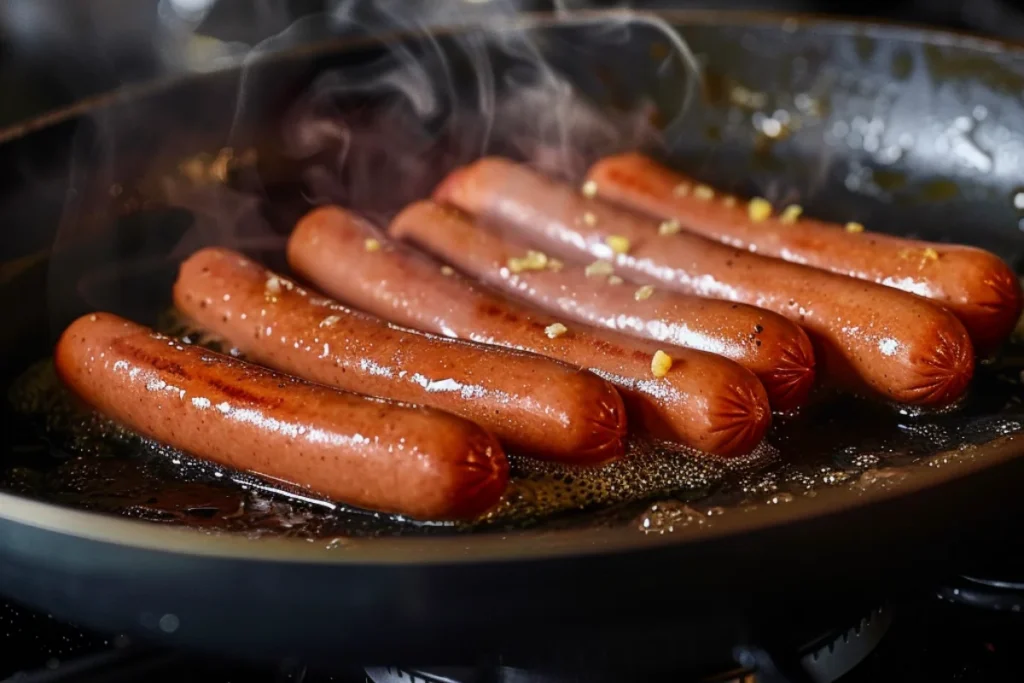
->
2;11;1024;557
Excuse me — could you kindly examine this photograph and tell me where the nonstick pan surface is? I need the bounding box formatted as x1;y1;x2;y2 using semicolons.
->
3;9;1024;674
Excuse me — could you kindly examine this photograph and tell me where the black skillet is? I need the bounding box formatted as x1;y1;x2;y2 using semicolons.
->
4;9;1024;679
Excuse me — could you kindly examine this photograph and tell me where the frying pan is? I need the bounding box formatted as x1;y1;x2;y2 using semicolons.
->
4;8;1024;679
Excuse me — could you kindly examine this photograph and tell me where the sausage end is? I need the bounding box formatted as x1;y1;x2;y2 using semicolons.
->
901;320;975;406
758;328;817;412
438;431;510;520
559;383;629;465
704;376;772;458
957;258;1023;355
433;166;471;207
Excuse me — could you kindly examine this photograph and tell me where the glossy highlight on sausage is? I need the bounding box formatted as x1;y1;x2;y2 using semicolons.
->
391;200;815;412
288;205;772;458
54;312;508;520
435;157;976;407
586;152;1023;355
173;247;627;465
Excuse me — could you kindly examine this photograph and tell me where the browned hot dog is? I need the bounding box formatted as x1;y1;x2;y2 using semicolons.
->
173;247;626;465
586;152;1022;354
288;206;772;457
54;312;508;520
390;200;815;412
435;157;976;407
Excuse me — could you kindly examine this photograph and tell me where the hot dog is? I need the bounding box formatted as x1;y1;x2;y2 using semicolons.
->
54;312;508;520
586;152;1022;354
435;157;976;407
173;247;626;465
288;206;772;457
390;200;815;412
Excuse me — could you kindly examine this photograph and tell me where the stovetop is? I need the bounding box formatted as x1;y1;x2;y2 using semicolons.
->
3;573;1024;683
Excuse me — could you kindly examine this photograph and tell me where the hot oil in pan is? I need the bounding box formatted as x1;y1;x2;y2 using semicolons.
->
5;318;1024;537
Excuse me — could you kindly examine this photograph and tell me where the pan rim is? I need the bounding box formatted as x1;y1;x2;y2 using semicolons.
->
2;7;1024;147
3;8;1024;564
1;432;1021;564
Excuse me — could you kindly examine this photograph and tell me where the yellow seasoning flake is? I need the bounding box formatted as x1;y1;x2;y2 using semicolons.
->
658;219;681;236
548;258;564;272
607;275;624;285
585;260;615;277
780;204;803;223
635;285;655;301
673;183;691;197
507;250;549;273
693;185;715;200
581;180;599;198
651;350;673;378
748;197;773;222
364;238;381;252
922;247;940;262
544;322;568;339
581;212;598;227
440;265;455;276
845;222;865;233
605;235;631;254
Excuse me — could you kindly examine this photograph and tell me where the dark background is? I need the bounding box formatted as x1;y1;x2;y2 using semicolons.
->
1;0;1022;131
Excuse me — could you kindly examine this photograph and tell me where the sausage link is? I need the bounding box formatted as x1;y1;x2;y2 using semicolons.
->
288;206;772;457
391;200;814;412
55;312;508;519
173;247;626;465
435;157;975;407
586;152;1022;354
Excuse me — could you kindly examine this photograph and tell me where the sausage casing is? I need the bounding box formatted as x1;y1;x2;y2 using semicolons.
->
587;152;1022;354
435;157;975;407
173;247;627;464
288;206;772;457
55;312;508;519
391;200;815;412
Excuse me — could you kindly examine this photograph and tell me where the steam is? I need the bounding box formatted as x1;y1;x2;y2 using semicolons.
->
46;0;700;328
279;0;699;221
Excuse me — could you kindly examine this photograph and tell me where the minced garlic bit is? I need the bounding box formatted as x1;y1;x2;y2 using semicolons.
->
607;275;624;285
635;285;655;301
605;235;631;254
507;250;549;273
673;183;691;197
581;212;598;227
658;219;681;236
693;185;715;200
780;204;803;223
364;238;381;252
748;197;773;222
545;322;568;339
845;222;865;233
651;350;673;378
548;258;564;272
898;247;940;269
265;275;282;294
440;265;455;276
722;196;737;207
581;180;599;198
585;260;615;277
319;315;341;328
